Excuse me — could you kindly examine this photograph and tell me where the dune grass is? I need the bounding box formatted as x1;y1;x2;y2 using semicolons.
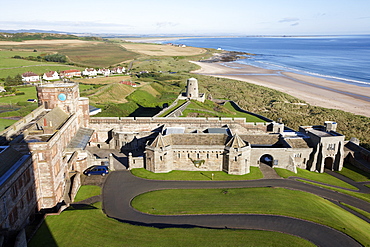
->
275;167;357;189
29;201;315;247
130;167;263;180
132;187;370;246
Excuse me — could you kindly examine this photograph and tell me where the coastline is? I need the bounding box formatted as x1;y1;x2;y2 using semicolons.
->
191;61;370;118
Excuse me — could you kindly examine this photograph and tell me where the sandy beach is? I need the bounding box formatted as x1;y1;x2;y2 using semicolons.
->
191;61;370;118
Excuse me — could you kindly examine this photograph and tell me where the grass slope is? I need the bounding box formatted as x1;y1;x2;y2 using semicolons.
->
131;167;263;180
132;187;370;246
73;185;101;202
337;163;370;182
29;202;314;247
87;83;135;104
275;167;357;189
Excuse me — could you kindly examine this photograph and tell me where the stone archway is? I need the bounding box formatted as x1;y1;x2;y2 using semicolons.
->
260;154;274;167
324;157;334;170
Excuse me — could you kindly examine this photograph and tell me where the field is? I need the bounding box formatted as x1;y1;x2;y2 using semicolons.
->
0;50;83;78
0;40;140;68
120;42;207;56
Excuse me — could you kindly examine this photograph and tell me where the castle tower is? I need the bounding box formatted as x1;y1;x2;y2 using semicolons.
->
37;82;80;115
186;78;199;99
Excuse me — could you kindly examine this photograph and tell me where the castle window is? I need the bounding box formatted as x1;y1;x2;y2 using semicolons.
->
207;153;209;159
160;156;163;161
197;153;200;159
327;144;336;150
178;153;181;158
234;156;237;161
216;154;219;159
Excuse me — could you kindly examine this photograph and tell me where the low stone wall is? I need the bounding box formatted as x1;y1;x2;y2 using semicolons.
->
153;99;180;118
0;105;45;143
165;101;191;118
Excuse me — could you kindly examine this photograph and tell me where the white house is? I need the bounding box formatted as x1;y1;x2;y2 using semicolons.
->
59;69;82;78
42;71;59;81
82;68;98;77
97;68;111;77
22;72;40;82
111;66;125;74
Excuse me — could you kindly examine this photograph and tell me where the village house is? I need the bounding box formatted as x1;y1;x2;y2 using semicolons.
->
22;72;40;83
111;66;125;74
59;69;82;78
42;71;59;81
82;68;98;77
120;80;137;87
97;68;111;77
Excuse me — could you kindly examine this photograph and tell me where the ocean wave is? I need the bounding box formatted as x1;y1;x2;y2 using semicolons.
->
238;60;370;86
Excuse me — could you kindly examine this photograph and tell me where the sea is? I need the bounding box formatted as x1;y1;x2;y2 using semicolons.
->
165;35;370;87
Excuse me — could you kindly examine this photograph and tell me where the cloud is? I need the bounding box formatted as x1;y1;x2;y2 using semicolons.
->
279;18;300;23
291;22;299;26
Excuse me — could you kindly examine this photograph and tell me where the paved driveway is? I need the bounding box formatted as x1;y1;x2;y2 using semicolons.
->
103;170;367;247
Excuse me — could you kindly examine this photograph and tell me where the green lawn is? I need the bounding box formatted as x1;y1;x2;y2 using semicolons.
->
275;167;357;189
337;163;370;182
0;118;17;130
181;100;265;122
0;86;37;104
132;187;370;246
73;185;101;202
341;202;370;219
297;179;370;203
29;202;314;247
130;167;263;180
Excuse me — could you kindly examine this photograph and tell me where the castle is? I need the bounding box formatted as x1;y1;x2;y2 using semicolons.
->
0;80;368;245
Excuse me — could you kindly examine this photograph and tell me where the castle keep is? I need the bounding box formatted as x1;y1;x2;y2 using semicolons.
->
0;80;365;243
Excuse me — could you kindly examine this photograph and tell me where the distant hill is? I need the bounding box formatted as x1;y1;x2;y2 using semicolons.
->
0;31;103;42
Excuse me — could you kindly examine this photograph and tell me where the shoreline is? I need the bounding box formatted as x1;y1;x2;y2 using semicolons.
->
190;61;370;118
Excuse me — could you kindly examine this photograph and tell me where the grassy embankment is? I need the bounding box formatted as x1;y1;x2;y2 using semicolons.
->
276;163;370;203
29;185;314;247
131;166;263;180
131;187;370;246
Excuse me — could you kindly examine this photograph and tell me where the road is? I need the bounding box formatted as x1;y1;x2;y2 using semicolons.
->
103;170;368;247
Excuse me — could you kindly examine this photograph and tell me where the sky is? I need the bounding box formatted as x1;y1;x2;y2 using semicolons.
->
1;0;370;35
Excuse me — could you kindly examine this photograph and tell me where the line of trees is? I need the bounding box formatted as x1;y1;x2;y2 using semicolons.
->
13;53;67;63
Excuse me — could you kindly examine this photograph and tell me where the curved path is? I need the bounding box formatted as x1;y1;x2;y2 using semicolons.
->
103;170;369;247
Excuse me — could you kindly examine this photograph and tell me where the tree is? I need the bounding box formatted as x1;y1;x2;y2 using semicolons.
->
44;53;67;63
14;74;23;85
